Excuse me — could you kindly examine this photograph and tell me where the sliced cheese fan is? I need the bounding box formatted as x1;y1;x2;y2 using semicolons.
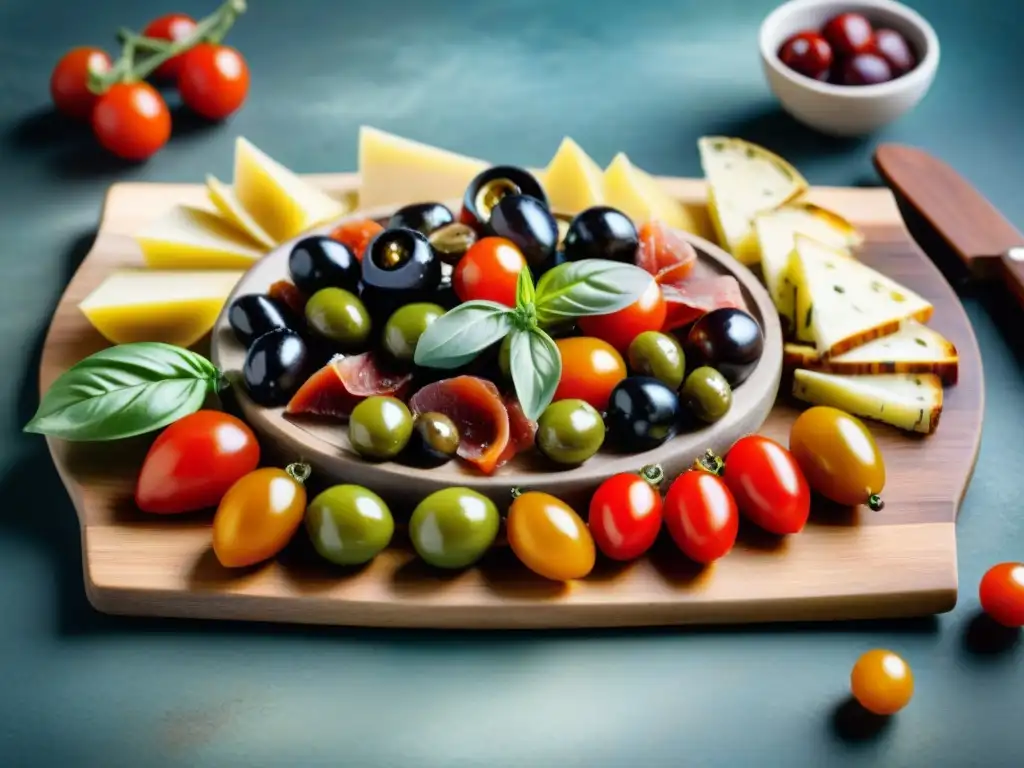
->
135;205;265;270
206;174;276;249
787;234;933;356
542;137;606;215
792;369;943;435
603;152;707;237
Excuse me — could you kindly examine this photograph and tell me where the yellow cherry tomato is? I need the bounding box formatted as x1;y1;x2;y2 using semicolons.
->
850;649;914;715
789;406;886;509
507;491;595;581
212;464;309;568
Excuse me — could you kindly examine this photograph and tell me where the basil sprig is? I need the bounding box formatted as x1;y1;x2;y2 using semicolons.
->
25;342;223;441
415;258;653;421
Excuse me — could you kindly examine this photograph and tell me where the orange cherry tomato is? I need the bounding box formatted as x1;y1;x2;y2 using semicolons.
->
452;237;526;307
507;491;595;581
979;562;1024;628
177;43;250;121
50;47;112;120
577;279;667;353
330;219;385;261
91;82;171;161
143;13;198;80
553;337;627;411
850;649;914;715
212;464;309;568
663;469;738;564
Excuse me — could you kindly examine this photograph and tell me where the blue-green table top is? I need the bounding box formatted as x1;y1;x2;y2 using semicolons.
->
1;0;1022;765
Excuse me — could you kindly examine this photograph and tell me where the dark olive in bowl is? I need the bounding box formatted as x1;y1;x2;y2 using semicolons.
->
487;194;558;269
288;235;360;295
387;202;455;237
461;165;548;230
562;206;639;264
227;293;302;348
685;308;764;387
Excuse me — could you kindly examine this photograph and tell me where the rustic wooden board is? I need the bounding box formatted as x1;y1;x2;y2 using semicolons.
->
38;174;983;629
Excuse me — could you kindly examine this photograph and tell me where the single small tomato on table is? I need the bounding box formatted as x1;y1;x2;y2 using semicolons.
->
979;562;1024;629
722;435;810;535
850;649;914;716
664;460;738;564
507;490;596;581
588;465;665;561
50;47;112;120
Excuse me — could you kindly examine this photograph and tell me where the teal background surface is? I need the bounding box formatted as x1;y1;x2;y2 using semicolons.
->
1;1;1023;765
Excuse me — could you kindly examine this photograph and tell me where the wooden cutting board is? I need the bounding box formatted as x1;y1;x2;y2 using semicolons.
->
37;174;983;629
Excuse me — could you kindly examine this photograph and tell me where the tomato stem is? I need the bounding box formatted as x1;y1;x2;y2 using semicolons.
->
868;494;884;511
286;462;312;485
639;463;665;488
692;449;724;476
510;487;523;500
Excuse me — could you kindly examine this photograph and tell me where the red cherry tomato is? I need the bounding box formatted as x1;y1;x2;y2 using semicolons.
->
453;237;526;307
143;13;198;80
589;470;664;561
578;279;667;353
553;337;627;411
135;410;261;514
91;82;171;161
722;435;810;535
979;562;1024;628
50;47;112;120
330;219;385;261
177;43;250;120
664;470;738;564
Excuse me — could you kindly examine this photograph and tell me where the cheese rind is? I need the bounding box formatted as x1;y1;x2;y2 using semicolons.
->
788;234;933;355
206;174;276;248
603;152;704;234
541;137;606;215
135;205;265;270
792;369;943;435
79;269;244;348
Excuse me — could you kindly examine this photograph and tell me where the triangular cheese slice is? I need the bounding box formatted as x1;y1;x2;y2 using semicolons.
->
788;234;933;355
357;126;488;210
234;137;347;243
206;174;276;248
792;370;943;435
603;152;703;234
135;205;265;270
541;137;605;215
754;202;863;325
698;136;808;265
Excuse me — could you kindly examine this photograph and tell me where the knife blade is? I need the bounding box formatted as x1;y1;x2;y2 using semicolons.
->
873;144;1024;310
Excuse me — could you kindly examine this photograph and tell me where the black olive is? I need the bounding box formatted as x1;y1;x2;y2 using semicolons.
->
362;228;441;295
402;412;460;468
487;194;558;269
685;308;764;387
288;235;360;295
562;206;639;264
462;165;548;230
242;328;310;407
604;377;681;453
387;202;455;236
228;294;301;347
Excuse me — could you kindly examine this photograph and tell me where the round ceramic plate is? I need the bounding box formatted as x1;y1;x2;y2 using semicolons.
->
211;205;783;509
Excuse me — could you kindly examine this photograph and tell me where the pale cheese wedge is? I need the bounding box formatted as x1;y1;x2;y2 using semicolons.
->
135;205;265;270
80;269;244;348
234;137;347;243
788;234;933;355
541;137;606;215
206;174;276;249
603;152;707;235
697;136;808;265
784;320;959;384
754;203;863;326
357;125;488;210
792;370;943;435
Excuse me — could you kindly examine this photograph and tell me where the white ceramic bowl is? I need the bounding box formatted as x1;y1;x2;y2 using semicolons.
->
759;0;940;136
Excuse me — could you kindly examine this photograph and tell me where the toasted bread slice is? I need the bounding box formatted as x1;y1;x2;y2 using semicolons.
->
792;370;943;434
784;321;959;384
787;234;933;355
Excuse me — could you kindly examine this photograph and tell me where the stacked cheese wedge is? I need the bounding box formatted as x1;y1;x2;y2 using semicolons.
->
80;138;350;349
698;136;957;435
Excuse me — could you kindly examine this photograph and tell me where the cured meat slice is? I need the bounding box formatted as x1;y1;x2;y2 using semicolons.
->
636;219;698;285
495;395;538;468
660;276;747;331
286;352;413;419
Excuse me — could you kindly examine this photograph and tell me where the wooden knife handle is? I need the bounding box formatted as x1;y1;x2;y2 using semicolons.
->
1000;248;1024;312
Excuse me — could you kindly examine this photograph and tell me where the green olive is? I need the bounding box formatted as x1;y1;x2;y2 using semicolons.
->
680;366;733;423
627;331;685;389
305;485;394;565
383;302;446;362
536;399;605;465
409;487;500;569
305;287;372;348
348;396;413;459
403;412;460;468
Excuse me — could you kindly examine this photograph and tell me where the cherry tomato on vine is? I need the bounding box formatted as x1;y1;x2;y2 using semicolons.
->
50;47;112;120
135;410;260;515
589;469;664;561
979;562;1024;628
330;219;385;261
452;237;526;307
507;491;595;581
553;337;627;411
850;649;914;715
212;464;309;568
664;469;738;564
177;43;250;121
91;81;171;160
143;13;198;81
577;279;666;353
722;435;810;535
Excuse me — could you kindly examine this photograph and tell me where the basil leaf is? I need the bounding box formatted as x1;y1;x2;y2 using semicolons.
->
24;342;220;441
413;300;514;369
516;265;536;309
535;259;655;325
509;326;562;422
